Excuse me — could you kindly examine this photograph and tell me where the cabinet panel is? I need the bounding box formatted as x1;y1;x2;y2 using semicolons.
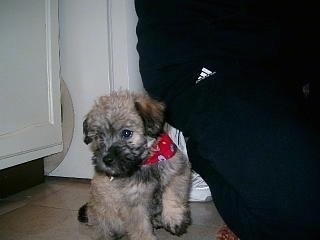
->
0;0;62;169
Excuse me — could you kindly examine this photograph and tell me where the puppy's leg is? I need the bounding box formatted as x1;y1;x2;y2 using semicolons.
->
78;202;99;226
162;170;192;235
123;205;157;240
84;203;125;240
78;203;89;223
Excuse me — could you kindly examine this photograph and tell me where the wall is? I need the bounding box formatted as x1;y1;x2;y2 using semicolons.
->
50;0;142;178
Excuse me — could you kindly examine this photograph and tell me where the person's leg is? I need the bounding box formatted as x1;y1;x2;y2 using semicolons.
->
187;139;264;240
183;70;320;240
187;135;320;240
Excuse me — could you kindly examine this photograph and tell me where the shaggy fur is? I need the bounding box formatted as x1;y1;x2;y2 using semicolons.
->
78;91;192;240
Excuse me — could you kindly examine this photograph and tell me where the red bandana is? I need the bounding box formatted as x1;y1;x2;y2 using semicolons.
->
143;134;177;165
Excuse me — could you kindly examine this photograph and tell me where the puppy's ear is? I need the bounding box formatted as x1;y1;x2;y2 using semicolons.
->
134;94;165;137
83;117;93;144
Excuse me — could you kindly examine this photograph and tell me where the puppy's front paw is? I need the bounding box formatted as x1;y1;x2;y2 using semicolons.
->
163;210;191;236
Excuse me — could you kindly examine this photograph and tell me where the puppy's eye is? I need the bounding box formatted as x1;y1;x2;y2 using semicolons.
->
121;129;133;139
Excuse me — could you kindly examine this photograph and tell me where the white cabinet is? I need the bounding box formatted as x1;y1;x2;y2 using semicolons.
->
0;0;62;170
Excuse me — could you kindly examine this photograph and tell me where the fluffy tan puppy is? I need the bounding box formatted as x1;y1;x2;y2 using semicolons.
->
78;91;191;240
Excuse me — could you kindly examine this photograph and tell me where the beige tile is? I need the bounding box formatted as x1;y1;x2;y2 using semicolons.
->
190;202;225;227
0;196;31;216
30;181;90;211
156;224;219;240
0;205;95;240
0;179;65;217
1;178;90;212
0;177;224;240
5;181;66;205
78;224;219;240
45;177;90;188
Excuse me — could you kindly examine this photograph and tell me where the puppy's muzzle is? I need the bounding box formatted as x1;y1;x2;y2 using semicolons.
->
103;146;120;164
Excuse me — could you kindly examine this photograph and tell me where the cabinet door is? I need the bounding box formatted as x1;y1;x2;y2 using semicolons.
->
0;0;62;169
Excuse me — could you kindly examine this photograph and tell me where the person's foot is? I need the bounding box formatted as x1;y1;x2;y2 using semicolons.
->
216;225;239;240
189;171;212;202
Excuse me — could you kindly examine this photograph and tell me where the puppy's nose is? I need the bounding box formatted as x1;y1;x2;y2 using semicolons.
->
103;147;119;164
103;155;113;164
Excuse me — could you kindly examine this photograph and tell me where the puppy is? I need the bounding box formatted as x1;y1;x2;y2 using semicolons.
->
78;91;191;240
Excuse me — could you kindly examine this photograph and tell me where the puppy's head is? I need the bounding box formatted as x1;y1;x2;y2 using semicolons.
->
83;91;165;177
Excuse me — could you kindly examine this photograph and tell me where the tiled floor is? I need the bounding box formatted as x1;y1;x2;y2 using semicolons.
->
0;177;225;240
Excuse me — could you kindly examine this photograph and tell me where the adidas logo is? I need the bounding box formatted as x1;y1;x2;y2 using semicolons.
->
196;67;216;84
